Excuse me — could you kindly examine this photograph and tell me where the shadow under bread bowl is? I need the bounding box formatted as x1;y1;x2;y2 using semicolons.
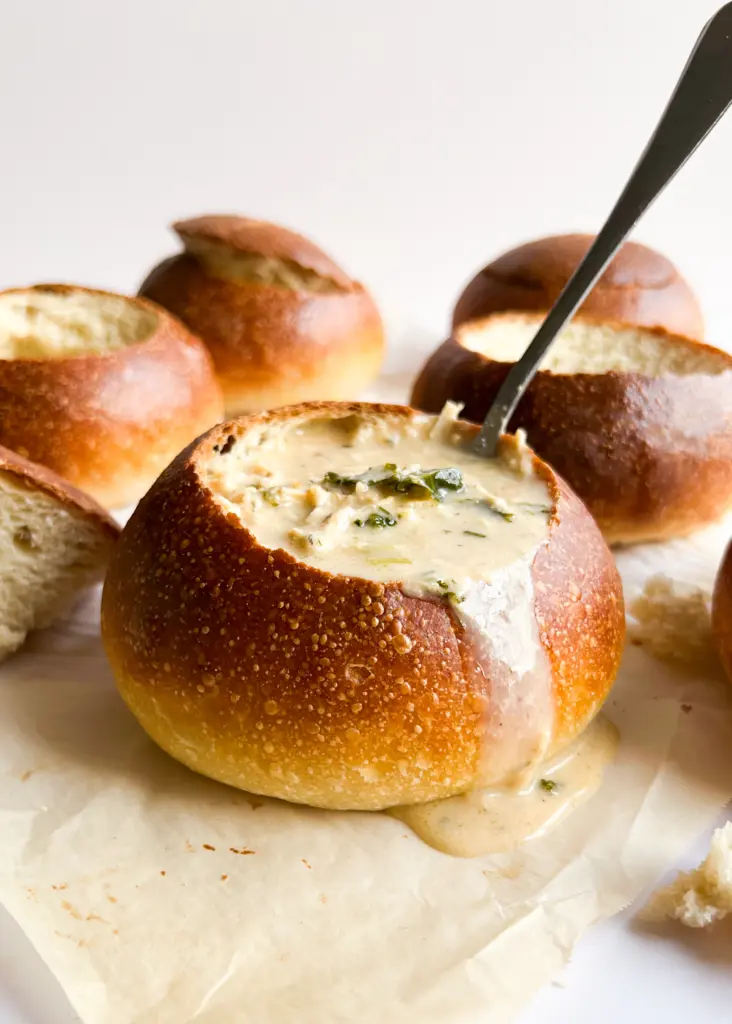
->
0;445;119;661
0;284;224;508
411;312;732;546
101;401;624;845
452;233;704;339
138;215;386;415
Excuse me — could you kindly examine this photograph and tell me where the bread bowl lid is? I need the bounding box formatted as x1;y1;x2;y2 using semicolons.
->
174;215;354;290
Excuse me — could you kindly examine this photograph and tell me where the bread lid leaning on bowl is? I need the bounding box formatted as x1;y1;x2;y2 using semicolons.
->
101;400;624;812
452;233;704;339
411;311;732;545
0;284;224;508
138;215;386;415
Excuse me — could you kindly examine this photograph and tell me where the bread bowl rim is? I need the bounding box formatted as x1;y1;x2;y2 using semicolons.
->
450;310;732;380
0;282;191;366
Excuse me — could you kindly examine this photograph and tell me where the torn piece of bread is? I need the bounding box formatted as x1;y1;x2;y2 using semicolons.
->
0;446;119;661
628;575;717;668
646;823;732;927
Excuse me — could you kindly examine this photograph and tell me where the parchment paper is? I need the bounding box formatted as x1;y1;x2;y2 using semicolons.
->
2;359;732;1024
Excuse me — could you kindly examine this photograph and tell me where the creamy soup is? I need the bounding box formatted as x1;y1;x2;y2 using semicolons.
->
204;403;552;603
391;716;618;857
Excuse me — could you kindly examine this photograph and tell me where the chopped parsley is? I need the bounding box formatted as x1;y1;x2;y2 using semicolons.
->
260;487;280;507
353;506;398;529
463;529;487;538
458;497;514;522
517;502;553;515
323;465;464;502
540;779;557;793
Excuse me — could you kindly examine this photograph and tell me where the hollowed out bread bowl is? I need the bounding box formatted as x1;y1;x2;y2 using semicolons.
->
453;234;704;338
0;284;224;508
138;215;386;415
0;445;119;660
411;312;732;545
101;401;624;811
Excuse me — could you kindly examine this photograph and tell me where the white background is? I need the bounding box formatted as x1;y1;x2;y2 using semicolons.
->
2;1;732;1021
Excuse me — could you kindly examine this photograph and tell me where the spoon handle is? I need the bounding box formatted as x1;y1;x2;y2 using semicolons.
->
475;1;732;456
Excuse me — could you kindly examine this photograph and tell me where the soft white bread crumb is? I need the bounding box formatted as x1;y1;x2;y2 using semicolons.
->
627;574;716;668
646;824;732;927
184;237;341;293
459;315;728;376
0;471;116;659
0;289;156;359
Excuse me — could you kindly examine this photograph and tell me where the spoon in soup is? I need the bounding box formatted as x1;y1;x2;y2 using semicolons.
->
475;1;732;456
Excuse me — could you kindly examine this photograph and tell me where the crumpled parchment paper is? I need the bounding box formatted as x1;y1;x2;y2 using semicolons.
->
2;363;732;1024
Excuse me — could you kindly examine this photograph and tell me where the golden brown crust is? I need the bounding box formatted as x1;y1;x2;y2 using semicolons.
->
411;314;732;545
101;401;624;811
139;234;385;415
0;284;224;508
173;214;354;289
0;443;120;541
453;234;704;338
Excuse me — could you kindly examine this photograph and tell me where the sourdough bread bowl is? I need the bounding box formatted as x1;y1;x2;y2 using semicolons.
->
138;215;386;415
411;312;732;545
0;445;119;660
452;234;704;338
101;401;624;811
0;284;224;508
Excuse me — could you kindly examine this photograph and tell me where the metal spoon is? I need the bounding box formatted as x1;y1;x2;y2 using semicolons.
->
475;1;732;456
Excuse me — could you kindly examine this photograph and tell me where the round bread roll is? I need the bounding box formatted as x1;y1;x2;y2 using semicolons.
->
0;284;224;508
411;312;732;545
102;401;624;811
138;215;386;415
453;234;704;338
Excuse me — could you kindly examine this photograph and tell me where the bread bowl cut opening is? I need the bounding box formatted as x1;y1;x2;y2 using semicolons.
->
0;289;158;359
183;235;344;294
201;403;552;600
458;313;728;376
0;470;115;658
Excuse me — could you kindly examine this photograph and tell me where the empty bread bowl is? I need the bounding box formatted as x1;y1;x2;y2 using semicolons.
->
138;215;386;415
411;312;732;545
0;284;224;508
102;401;624;812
